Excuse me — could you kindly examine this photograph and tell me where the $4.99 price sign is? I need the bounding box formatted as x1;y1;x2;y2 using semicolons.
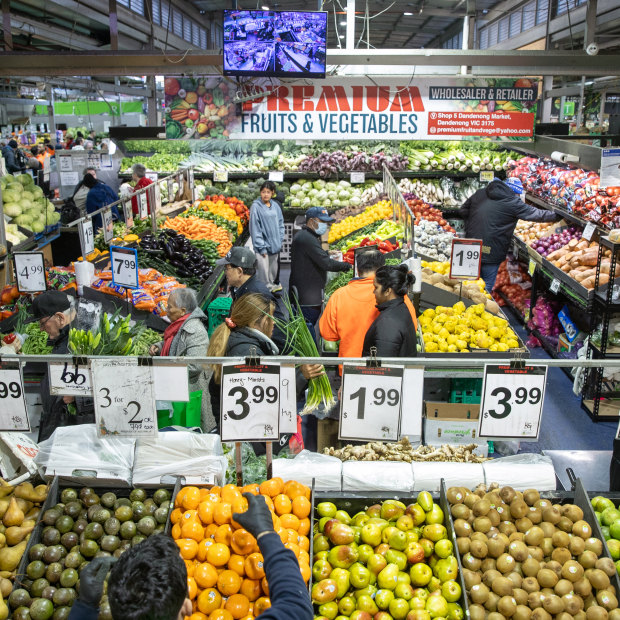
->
14;252;46;293
339;365;403;441
91;359;157;438
110;246;139;289
478;364;548;441
450;238;482;280
220;363;280;442
0;367;30;431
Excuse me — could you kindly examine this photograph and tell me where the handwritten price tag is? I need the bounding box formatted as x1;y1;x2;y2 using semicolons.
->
214;170;229;183
350;172;365;184
582;222;596;241
49;362;92;396
138;193;148;219
123;200;134;229
268;171;284;182
0;367;30;431
279;364;297;434
102;209;114;244
14;252;46;293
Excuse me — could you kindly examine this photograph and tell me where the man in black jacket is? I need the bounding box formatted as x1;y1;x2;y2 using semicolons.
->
2;140;26;174
459;177;560;291
289;206;350;341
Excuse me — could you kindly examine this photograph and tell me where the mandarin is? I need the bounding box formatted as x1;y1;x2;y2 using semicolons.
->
206;542;230;567
244;553;265;580
182;487;202;511
197;588;222;615
254;597;271;615
291;496;311;519
273;494;292;516
209;611;233;620
240;578;262;602
188;577;198;599
217;569;242;596
227;554;246;576
213;502;232;525
279;514;300;531
176;538;199;560
194;563;218;589
197;538;215;562
214;524;232;546
225;593;250;619
198;501;215;525
231;529;257;556
258;478;283;498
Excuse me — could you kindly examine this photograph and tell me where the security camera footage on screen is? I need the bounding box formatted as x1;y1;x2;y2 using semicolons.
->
223;10;327;77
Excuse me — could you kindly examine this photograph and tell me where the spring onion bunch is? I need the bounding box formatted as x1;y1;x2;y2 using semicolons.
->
270;294;335;415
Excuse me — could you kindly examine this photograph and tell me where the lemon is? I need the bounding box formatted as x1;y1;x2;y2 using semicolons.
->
506;339;519;348
438;327;450;340
425;342;438;353
447;344;458;352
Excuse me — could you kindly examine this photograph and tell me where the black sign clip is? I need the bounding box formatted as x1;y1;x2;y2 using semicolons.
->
245;346;260;367
138;356;153;367
509;349;525;370
366;346;381;368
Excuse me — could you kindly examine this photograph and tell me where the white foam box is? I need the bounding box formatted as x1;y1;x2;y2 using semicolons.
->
483;457;556;491
273;451;342;491
0;432;40;482
412;462;485;492
342;461;414;493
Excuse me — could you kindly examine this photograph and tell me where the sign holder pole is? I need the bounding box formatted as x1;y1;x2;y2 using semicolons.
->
235;442;243;486
265;442;273;479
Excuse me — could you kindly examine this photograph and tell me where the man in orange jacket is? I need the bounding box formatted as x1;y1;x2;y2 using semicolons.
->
319;250;417;372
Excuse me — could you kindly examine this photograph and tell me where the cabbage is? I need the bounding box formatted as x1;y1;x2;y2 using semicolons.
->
301;197;312;207
3;203;21;217
327;191;337;201
308;188;319;198
50;212;61;224
290;184;301;194
302;181;313;190
291;198;301;207
17;174;33;186
323;199;332;208
20;191;33;202
316;190;328;201
25;209;40;221
19;199;33;211
14;214;32;228
349;197;361;206
338;190;351;200
325;182;337;191
313;180;326;190
338;180;351;188
3;190;21;203
31;185;44;198
31;220;45;233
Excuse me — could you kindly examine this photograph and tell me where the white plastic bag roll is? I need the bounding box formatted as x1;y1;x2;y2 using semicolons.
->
483;455;556;491
342;461;414;492
273;450;342;491
412;462;485;492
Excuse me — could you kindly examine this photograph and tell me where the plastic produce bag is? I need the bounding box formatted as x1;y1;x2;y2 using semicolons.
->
342;461;414;493
273;449;342;491
35;424;135;486
483;454;556;491
76;299;101;333
133;431;226;486
412;462;484;492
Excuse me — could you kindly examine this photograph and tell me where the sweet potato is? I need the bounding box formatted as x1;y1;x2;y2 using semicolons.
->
581;276;596;289
580;252;599;267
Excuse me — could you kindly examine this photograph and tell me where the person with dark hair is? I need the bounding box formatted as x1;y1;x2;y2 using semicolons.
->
362;264;418;357
2;139;26;173
72;137;85;150
250;180;284;292
83;173;121;233
72;167;98;215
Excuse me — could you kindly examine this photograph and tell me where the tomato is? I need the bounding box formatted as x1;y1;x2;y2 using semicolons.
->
187;109;200;121
164;78;180;97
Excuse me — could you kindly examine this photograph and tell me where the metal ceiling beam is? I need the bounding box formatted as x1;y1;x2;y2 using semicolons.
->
7;13;101;49
2;49;620;76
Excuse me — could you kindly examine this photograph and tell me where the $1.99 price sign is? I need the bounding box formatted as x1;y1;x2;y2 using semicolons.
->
220;363;280;442
478;364;548;441
0;367;30;431
14;252;46;293
339;365;403;442
449;238;482;280
110;246;139;289
79;219;95;257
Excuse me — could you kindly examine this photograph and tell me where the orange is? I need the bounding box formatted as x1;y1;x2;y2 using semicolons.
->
197;588;222;615
291;496;311;519
261;577;269;596
214;524;233;546
279;514;300;531
276;528;288;545
183;487;202;511
221;484;242;504
240;578;261;602
171;522;181;540
271;513;280;530
231;529;257;556
254;596;271;615
204;493;221;505
194;563;218;589
206;542;230;567
283;480;310;500
285;542;300;558
200;488;211;500
299;562;311;583
205;524;218;539
209;611;233;620
188;576;199;599
214;502;232;526
217;569;242;596
299;549;310;565
228;554;246;576
209;486;222;497
198;501;215;525
262;496;274;512
259;478;283;498
188;614;208;620
182;519;205;542
170;507;183;524
231;496;248;519
242;484;260;496
298;518;310;536
176;538;199;560
225;593;250;619
244;553;265;580
185;559;197;577
286;529;298;544
197;539;216;562
175;487;189;508
298;536;309;552
273;494;292;516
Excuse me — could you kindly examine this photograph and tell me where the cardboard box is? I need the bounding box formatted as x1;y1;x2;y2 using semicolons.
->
425;402;480;420
424;401;483;446
317;418;339;454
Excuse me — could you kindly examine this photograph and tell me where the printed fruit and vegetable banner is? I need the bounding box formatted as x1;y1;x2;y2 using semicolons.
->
164;76;539;141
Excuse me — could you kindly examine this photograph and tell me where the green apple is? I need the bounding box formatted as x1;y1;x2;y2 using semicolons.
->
425;594;449;618
608;538;620;560
447;602;464;620
434;539;453;559
602;507;620;526
389;597;411;620
312;559;333;582
409;596;426;610
434;557;458;582
610;520;620;541
602;525;612;541
593;496;616;513
615;559;620;576
317;502;337;518
441;580;462;603
318;601;339;619
409;562;432;587
375;588;395;610
338;596;356;616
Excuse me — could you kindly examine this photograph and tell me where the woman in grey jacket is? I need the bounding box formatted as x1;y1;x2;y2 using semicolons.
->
149;288;215;431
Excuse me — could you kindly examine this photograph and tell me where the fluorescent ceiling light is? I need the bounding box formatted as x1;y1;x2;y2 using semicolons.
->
261;5;269;9
340;21;347;25
339;34;345;38
404;11;413;15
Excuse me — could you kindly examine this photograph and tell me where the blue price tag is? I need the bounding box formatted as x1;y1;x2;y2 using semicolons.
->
558;305;579;342
110;246;139;290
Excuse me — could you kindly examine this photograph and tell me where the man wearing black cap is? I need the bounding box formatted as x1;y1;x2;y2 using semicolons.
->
289;207;350;342
30;291;94;441
2;140;26;174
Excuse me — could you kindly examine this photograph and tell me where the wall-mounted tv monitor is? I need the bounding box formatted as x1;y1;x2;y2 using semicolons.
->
223;10;327;78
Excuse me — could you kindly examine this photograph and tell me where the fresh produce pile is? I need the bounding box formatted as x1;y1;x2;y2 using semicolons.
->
492;259;532;315
138;229;217;288
161;216;233;256
122;140;191;155
324;437;488;463
592;495;620;565
298;149;408;176
514;221;559;247
286;179;366;210
528;226;582;259
547;239;606;290
4;220;28;246
0;174;59;233
342;238;400;265
0;285;19;322
131;328;162;356
414;220;454;261
121;154;186;173
420;302;520;353
171;480;311;617
510;157;620;228
69;310;136;356
527;296;563;347
9;486;172;619
210;179;264;208
406;198;455;233
93;220;152;251
191;197;247;233
328;201;393;244
448;483;619;620
334;220;404;252
311;493;465;620
400;179;449;206
324;258;403;299
22;322;53;355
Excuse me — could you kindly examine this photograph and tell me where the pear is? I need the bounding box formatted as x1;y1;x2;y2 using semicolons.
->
4;524;34;546
0;540;27;572
2;497;23;527
0;591;7;620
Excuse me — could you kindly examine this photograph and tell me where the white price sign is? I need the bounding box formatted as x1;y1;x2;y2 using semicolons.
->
167;178;175;203
220;363;280;442
582;222;596;241
153;183;162;212
102;209;114;244
14;252;46;293
279;364;297;434
188;168;195;189
399;367;424;438
339;365;403;441
92;359;157;438
49;362;92;396
110;246;139;289
478;364;548;441
79;219;95;257
123;200;134;229
449;238;482;280
138;192;148;219
0;367;30;431
214;170;229;183
350;172;365;184
550;278;561;294
146;172;158;183
268;171;284;182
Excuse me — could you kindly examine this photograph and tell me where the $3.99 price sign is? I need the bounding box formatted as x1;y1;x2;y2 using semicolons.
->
91;359;157;438
110;246;139;289
339;365;403;441
478;364;548;440
450;238;482;280
0;367;30;431
220;363;280;442
14;252;46;293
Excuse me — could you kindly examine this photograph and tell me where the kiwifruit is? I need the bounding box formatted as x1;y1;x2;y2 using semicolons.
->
528;507;543;525
584;593;598;610
500;487;517;504
497;595;517;617
509;533;525;544
579;550;599;569
469;604;486;620
552;530;570;548
474;516;493;533
542;593;565;615
552;547;573;565
528;591;544;609
514;605;532;620
522;577;540;593
496;504;510;521
488;509;501;527
487;613;506;620
589;568;611;590
540;587;555;597
457;537;471;554
463;552;482;571
516;517;534;534
563;592;585;615
539;521;556;538
485;591;501;612
508;541;528;562
562;504;584;522
524;526;544;547
510;499;529;520
585;537;604;556
497;553;517;574
470;583;491;604
486;491;503;505
545;560;563;577
542;506;562;524
557;516;574;533
531;608;552;620
575;576;594;597
562;559;585;582
481;558;497;573
537;568;559;588
465;493;479;509
483;569;503;588
597;592;618;612
470;540;489;559
573;520;593;539
506;571;523;589
492;576;515;597
540;537;554;557
609;611;620;620
472;532;489;543
522;558;541;577
528;547;544;562
522;489;539;506
452;503;471;520
513;588;528;606
499;522;517;537
595;557;616;577
454;518;473;537
464;568;482;590
571;535;587;556
555;578;574;596
474;499;492;516
586;606;609;620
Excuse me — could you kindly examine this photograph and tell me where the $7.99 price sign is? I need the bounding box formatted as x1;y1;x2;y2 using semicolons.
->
478;364;547;441
450;238;482;280
220;363;280;442
339;365;403;442
14;252;46;293
110;246;139;289
0;367;30;431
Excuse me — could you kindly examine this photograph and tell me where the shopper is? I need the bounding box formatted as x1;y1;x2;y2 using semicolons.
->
1;140;26;173
459;177;560;291
148;288;215;432
131;162;153;215
72;137;85;150
362;264;418;357
83;173;121;233
30;291;95;442
73;167;98;215
289;206;350;341
250;180;284;292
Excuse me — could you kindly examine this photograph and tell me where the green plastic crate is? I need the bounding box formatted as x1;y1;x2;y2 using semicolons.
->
207;296;233;336
450;378;482;404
